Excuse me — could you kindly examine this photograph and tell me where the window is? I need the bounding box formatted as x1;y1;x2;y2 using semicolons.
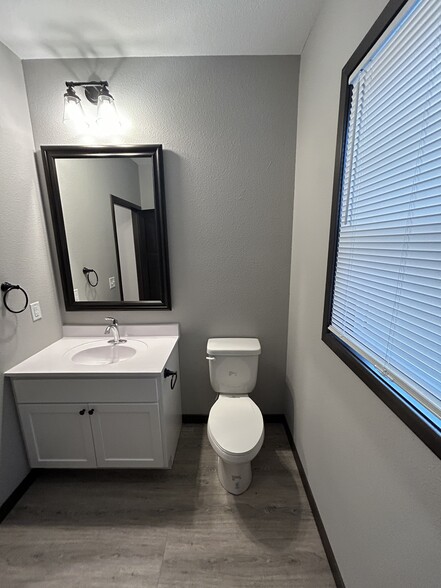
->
323;0;441;457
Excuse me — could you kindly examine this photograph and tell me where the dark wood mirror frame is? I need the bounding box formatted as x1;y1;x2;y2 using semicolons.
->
41;144;171;311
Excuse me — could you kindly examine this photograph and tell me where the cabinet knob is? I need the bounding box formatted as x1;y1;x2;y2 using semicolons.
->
88;408;95;415
79;409;86;415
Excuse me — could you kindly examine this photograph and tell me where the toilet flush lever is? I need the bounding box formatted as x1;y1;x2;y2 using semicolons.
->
206;355;216;361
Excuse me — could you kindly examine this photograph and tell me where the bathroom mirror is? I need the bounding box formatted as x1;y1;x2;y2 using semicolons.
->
41;145;171;310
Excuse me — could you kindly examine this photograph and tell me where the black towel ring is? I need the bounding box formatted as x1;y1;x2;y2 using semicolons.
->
1;282;29;314
83;267;99;287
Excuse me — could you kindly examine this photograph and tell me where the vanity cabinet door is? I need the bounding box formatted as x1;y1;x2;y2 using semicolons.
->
18;404;96;468
89;403;164;468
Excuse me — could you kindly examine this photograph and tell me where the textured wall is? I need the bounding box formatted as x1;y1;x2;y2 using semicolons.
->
0;42;62;504
286;1;441;586
23;56;299;414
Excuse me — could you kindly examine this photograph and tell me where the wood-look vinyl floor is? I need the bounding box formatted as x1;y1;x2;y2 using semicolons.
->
0;424;336;587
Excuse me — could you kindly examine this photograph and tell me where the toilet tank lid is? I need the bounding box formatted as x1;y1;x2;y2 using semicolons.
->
207;338;261;356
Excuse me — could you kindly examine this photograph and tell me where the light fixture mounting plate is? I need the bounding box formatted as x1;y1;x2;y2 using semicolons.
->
84;85;101;104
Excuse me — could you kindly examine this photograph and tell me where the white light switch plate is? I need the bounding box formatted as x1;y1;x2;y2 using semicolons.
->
30;301;42;321
109;277;116;289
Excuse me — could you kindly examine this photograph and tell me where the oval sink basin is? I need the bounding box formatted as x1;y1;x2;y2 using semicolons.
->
67;340;147;366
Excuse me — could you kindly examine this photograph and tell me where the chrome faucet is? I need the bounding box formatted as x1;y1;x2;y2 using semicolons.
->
104;317;126;344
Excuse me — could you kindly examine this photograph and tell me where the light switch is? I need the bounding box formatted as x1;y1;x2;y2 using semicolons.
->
109;277;116;289
30;301;42;322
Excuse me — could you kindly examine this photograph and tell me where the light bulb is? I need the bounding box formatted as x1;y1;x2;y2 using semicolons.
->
96;90;121;131
63;89;89;131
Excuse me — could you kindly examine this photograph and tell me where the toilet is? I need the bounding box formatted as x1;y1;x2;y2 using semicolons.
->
206;338;264;495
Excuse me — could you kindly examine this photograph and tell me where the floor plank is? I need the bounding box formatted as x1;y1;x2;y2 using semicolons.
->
0;423;335;587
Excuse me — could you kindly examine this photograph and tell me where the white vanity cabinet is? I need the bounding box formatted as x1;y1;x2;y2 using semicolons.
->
9;333;181;470
17;402;164;468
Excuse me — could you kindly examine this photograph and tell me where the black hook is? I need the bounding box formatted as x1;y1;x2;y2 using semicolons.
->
164;368;178;390
1;282;29;314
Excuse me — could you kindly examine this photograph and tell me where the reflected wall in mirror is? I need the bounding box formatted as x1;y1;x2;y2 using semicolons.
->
41;145;171;310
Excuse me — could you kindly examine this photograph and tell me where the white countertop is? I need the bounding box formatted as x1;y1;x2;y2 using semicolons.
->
6;324;179;378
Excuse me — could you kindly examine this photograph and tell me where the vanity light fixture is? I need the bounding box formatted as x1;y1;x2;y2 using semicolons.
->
63;81;121;131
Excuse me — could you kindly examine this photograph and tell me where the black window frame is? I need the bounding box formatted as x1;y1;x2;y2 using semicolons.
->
322;0;441;459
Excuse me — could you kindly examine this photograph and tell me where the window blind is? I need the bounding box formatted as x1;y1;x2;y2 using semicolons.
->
330;0;441;420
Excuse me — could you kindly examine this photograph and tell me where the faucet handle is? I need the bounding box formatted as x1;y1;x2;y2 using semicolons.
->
105;316;118;325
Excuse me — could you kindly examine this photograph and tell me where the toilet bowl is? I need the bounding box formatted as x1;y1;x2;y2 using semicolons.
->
208;395;264;494
206;337;263;495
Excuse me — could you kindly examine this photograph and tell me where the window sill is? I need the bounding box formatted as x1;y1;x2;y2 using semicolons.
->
322;330;441;460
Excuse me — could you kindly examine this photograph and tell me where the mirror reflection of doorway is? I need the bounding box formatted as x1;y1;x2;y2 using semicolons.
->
111;195;162;301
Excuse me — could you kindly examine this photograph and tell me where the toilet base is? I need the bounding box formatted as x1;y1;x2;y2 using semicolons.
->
217;456;252;495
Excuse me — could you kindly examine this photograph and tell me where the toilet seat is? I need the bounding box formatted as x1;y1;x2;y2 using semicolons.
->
207;396;264;463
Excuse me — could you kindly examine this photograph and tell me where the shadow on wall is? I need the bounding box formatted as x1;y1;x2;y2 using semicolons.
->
284;379;295;434
41;21;127;82
0;310;19;358
0;306;30;505
0;376;29;505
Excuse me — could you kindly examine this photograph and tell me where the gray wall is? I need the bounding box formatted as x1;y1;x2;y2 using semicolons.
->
23;56;299;414
0;42;62;504
286;1;441;587
56;157;141;301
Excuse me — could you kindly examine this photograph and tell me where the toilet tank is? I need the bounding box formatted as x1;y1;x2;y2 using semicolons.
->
206;338;261;395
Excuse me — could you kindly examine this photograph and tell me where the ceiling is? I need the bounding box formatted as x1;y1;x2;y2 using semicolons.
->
0;0;323;60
